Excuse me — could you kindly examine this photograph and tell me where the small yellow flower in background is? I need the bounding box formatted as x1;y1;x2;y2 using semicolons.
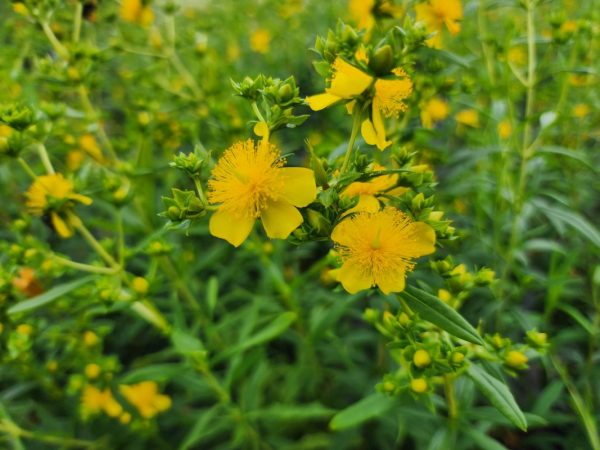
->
67;150;85;171
498;119;512;139
120;381;171;419
83;331;99;347
331;208;436;294
341;164;408;213
81;385;123;418
85;363;101;379
349;0;376;33
25;173;92;238
410;378;428;393
415;0;463;48
437;288;452;303
0;124;13;138
572;103;590;118
413;349;432;368
208;139;317;247
420;97;449;128
132;277;149;295
507;47;527;66
455;109;480;128
12;2;28;15
250;29;272;54
12;267;44;297
79;134;105;163
307;58;413;150
16;324;33;336
120;0;154;26
560;20;578;34
505;350;529;369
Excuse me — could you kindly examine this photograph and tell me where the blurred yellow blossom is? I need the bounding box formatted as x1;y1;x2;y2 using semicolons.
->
120;0;154;26
498;119;512;139
81;385;123;418
420;97;449;128
250;29;272;54
120;381;171;419
415;0;463;48
456;109;480;128
26;174;92;238
572;103;590;118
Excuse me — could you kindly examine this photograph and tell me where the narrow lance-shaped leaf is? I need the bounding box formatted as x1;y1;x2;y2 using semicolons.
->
467;364;528;431
402;285;484;345
329;393;396;431
8;276;95;316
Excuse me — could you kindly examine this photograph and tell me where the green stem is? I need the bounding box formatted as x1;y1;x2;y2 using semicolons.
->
36;143;55;174
70;214;120;269
17;157;37;179
340;107;363;174
77;85;119;162
52;254;120;275
40;22;70;60
116;209;125;266
551;355;600;450
444;375;458;419
0;420;96;449
165;15;202;99
193;177;208;205
73;1;83;43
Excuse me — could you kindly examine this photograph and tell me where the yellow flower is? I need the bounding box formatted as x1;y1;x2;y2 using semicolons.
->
341;164;408;213
331;208;435;294
120;0;154;26
208;140;317;247
250;29;272;54
415;0;463;48
25;174;92;238
455;109;480;128
420;97;449;128
84;363;101;379
12;2;28;15
306;58;413;150
81;385;123;418
572;103;590;118
349;0;376;33
120;381;171;419
413;349;432;368
79;134;105;163
498;119;512;139
410;378;428;393
507;47;526;66
505;350;528;369
12;267;44;297
560;20;578;34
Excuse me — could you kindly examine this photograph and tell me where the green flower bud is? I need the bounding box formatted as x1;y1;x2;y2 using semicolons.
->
369;45;394;76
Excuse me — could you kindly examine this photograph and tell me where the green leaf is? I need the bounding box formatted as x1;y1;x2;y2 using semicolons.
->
464;429;509;450
248;403;335;423
214;312;297;362
171;329;205;357
402;286;484;345
205;276;218;318
467;364;528;431
537;146;597;172
7;276;95;316
329;393;395;430
179;406;228;450
533;199;600;249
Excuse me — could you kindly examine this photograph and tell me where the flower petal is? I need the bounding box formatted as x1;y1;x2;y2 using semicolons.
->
279;167;317;207
371;101;392;150
209;209;254;247
306;93;342;111
343;194;380;216
261;200;303;239
328;58;373;98
337;262;373;294
406;221;436;256
375;268;406;295
51;212;73;238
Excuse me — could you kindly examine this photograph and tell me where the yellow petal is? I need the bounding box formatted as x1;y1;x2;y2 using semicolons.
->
343;195;380;217
406;221;436;256
51;212;73;238
327;58;373;98
70;193;93;205
345;100;356;115
209;209;254;247
361;117;391;151
375;268;406;295
331;218;353;247
253;121;270;138
371;101;391;150
445;18;461;35
279;167;317;207
337;262;373;294
260;200;303;239
306;93;342;111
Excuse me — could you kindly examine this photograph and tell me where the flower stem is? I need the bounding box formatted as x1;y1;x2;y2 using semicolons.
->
36;143;55;174
40;22;70;60
72;1;83;43
340;107;363;175
444;374;458;419
70;213;120;270
52;254;120;275
17;157;37;179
